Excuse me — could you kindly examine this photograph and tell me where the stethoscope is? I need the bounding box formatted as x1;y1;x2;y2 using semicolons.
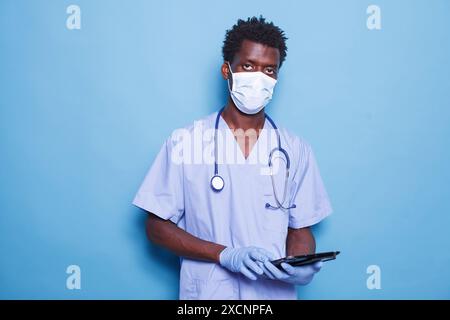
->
210;107;297;210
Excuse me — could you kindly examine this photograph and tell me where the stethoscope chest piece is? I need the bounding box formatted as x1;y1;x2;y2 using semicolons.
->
210;175;224;192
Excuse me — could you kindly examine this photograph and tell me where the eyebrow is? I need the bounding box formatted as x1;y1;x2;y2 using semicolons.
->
245;59;278;69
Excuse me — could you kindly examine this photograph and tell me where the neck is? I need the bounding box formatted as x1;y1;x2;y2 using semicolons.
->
221;97;265;131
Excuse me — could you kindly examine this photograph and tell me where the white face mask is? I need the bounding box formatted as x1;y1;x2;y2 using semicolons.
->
227;62;277;115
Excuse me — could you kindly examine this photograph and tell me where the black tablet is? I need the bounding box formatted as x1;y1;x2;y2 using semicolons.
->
270;251;340;268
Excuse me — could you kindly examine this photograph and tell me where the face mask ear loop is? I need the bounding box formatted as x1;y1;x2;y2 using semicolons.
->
227;62;233;92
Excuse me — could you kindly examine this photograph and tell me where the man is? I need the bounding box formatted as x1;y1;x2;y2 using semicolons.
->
133;16;332;300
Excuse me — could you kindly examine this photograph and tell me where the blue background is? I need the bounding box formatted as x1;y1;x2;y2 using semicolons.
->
1;0;449;299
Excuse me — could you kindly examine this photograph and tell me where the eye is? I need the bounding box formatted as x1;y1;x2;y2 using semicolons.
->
265;67;277;75
242;63;253;71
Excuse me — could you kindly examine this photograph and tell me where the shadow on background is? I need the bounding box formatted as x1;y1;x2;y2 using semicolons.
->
131;207;180;297
296;219;333;297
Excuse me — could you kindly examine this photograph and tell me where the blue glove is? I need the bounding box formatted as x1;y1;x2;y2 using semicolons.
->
261;260;323;285
219;247;275;280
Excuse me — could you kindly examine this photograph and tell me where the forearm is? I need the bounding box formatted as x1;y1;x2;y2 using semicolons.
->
286;227;316;256
146;213;226;263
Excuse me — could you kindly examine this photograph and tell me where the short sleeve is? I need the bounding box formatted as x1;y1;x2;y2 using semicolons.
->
132;136;184;224
288;142;332;229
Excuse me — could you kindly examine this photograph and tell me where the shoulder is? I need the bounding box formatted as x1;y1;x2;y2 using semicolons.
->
166;111;218;146
277;126;312;159
275;126;317;175
173;112;217;134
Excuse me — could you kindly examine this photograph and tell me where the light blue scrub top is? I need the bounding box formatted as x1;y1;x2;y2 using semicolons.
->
133;111;332;300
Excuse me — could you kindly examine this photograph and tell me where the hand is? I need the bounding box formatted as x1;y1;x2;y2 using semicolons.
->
261;260;323;285
219;247;275;280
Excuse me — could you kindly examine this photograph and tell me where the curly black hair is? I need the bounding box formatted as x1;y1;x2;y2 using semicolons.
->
222;16;288;67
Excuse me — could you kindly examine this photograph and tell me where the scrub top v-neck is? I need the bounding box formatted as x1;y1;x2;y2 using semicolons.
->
219;113;267;163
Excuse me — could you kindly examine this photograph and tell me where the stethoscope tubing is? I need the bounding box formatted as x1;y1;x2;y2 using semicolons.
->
211;107;296;210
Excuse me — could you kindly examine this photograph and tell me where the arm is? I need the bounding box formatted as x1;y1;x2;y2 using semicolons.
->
146;212;274;280
146;213;225;263
261;227;320;285
286;227;316;256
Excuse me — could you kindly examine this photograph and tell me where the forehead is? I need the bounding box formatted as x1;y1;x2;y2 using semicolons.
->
234;39;280;66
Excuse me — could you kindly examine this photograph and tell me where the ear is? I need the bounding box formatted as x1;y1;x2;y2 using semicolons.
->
221;61;230;80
